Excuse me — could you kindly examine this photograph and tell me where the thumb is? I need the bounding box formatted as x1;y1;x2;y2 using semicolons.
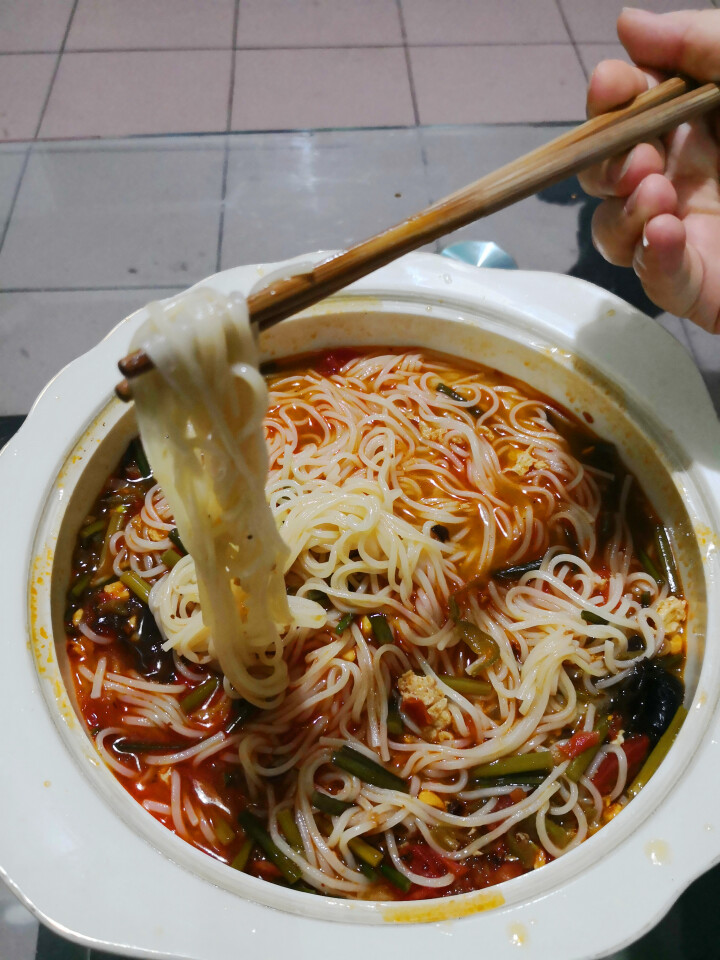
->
619;8;720;81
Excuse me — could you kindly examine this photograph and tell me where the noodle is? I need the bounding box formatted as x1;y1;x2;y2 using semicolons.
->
130;289;291;707
65;342;687;900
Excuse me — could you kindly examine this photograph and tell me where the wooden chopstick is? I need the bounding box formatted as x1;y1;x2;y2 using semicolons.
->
115;77;718;400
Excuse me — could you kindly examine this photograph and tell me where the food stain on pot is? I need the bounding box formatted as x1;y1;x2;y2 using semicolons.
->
645;840;671;866
382;889;504;923
509;923;528;946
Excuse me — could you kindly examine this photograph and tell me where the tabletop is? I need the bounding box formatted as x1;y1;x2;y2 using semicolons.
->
1;126;719;960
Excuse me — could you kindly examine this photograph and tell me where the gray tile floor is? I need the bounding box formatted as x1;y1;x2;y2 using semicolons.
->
1;68;719;960
0;0;715;141
0;126;710;419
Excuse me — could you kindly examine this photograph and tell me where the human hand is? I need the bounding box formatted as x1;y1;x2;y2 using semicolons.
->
578;8;720;332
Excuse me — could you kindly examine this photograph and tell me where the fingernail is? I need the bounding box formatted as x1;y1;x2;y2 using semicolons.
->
608;150;634;186
642;224;650;249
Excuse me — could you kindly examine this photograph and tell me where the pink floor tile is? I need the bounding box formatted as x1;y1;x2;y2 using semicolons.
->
0;0;74;53
0;55;56;140
558;0;712;43
231;48;414;130
236;0;402;48
410;45;586;124
39;51;232;138
577;43;630;78
400;0;570;44
67;0;236;50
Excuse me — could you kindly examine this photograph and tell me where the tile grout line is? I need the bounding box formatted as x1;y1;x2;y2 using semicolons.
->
0;41;582;55
33;0;80;138
0;0;79;257
0;146;31;259
395;0;420;127
216;0;241;272
0;285;185;293
553;0;589;81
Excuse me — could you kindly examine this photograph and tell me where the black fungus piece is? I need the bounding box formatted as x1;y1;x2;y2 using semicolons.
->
431;524;450;542
615;661;683;744
123;609;175;682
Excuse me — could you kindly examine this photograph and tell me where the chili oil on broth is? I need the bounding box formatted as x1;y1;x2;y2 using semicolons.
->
63;347;688;901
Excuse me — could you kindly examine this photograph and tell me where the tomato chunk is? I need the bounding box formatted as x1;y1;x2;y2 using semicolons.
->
591;734;651;796
559;730;600;759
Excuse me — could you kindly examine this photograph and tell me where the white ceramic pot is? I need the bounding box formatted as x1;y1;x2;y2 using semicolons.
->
2;252;720;960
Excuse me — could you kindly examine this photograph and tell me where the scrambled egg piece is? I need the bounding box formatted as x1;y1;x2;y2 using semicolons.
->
509;449;547;477
398;671;453;743
104;581;130;600
657;596;687;635
419;421;446;443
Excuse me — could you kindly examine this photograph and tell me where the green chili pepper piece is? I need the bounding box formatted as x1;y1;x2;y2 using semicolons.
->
277;809;303;852
507;829;541;869
225;698;258;734
494;558;544;581
581;610;609;626
639;549;663;585
180;675;220;714
448;596;461;622
307;589;332;609
348;837;383;868
331;745;408;793
230;838;254;871
368;612;394;645
378;863;412;892
436;382;483;418
70;571;93;598
387;695;404;737
168;528;187;555
471;751;553;782
358;862;377;881
80;519;105;540
336;612;354;633
438;674;492;697
627;705;687;799
213;817;236;846
458;621;499;668
545;819;572;848
131;438;152;479
119;569;151;604
566;714;610;782
91;506;127;587
311;790;353;816
238;811;301;884
161;547;182;569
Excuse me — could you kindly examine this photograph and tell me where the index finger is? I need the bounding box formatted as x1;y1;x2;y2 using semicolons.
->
587;59;652;119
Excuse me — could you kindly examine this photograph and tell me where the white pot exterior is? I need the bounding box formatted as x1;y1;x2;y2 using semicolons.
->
2;252;720;959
